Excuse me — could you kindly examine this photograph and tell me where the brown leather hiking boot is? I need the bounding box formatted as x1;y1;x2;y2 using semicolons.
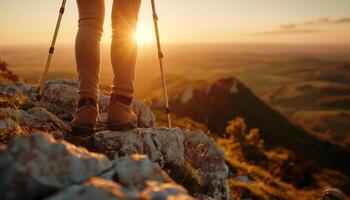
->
107;94;137;131
70;97;99;135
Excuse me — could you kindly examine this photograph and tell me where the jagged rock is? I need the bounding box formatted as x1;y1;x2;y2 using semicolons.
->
100;155;192;199
0;133;195;200
95;128;185;167
133;99;156;128
0;107;69;134
0;133;113;200
0;82;30;97
140;182;194;200
27;80;155;127
99;91;111;112
183;130;231;200
0;80;232;199
46;177;127;200
0;80;156;127
26;107;70;132
320;187;347;200
0;118;17;129
102;155;173;190
47;162;194;200
99;98;156;128
35;80;80;120
0;108;34;129
195;195;215;200
95;128;231;200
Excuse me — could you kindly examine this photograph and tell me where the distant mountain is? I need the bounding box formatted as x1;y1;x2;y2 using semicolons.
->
164;77;350;176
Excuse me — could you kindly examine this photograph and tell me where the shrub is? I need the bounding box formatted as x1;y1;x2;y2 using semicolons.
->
222;117;292;177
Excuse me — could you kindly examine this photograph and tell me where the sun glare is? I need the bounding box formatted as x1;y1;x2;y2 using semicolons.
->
135;22;154;44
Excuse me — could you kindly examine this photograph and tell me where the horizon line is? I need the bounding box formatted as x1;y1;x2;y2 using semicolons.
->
1;42;350;48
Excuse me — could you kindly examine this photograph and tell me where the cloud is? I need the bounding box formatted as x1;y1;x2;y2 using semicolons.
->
281;16;350;30
254;29;320;35
335;17;350;23
255;16;350;35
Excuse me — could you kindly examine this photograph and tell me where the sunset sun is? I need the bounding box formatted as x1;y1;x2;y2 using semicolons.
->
134;22;154;44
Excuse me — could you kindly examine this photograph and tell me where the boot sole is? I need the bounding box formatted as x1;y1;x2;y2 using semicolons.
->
70;124;95;136
107;122;136;132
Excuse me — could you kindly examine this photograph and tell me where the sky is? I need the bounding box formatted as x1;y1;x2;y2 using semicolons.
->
0;0;350;45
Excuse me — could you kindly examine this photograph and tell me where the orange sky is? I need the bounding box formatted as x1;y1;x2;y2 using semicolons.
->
0;0;350;45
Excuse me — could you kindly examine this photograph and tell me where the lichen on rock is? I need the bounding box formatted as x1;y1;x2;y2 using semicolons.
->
0;133;113;200
95;128;231;199
0;80;233;200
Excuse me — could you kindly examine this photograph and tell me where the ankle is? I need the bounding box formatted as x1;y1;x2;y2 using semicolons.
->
78;97;98;109
110;94;133;106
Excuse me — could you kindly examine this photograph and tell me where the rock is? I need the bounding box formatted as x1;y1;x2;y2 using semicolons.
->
0;108;36;129
49;165;194;200
95;128;185;167
133;99;156;128
0;80;232;199
0;133;113;200
0;118;17;129
26;107;70;133
94;154;193;199
320;187;347;200
0;82;30;97
196;195;215;200
0;133;195;200
140;182;194;200
36;80;80;120
0;107;69;134
46;177;126;200
0;80;156;127
95;128;231;199
99;99;156;128
26;80;155;127
102;155;172;190
99;91;111;112
183;130;231;200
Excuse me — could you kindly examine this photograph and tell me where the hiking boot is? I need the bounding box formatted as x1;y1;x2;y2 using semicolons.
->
70;97;99;136
107;94;137;131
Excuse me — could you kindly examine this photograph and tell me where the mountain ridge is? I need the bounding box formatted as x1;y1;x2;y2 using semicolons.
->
158;76;350;177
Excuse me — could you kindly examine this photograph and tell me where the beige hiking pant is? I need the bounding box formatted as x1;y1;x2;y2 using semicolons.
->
76;0;141;101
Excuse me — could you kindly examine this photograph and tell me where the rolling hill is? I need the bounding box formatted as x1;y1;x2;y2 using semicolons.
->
153;76;350;177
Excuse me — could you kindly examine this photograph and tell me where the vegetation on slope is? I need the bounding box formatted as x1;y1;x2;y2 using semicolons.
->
217;118;350;199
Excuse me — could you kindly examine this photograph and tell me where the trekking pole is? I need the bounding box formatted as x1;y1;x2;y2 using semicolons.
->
151;0;172;128
36;0;67;105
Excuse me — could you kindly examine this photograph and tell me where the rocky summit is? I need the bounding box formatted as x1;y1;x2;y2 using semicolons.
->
0;80;232;200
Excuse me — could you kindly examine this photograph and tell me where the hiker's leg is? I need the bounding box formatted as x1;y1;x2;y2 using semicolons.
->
107;0;141;130
110;0;141;98
71;0;104;134
75;0;105;101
